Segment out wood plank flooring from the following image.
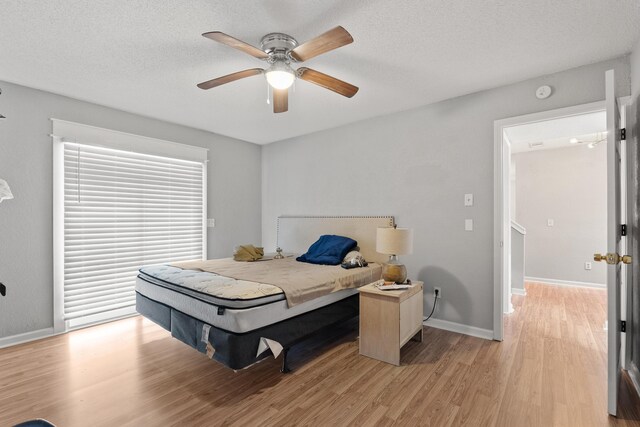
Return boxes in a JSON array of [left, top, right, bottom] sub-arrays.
[[1, 282, 639, 426]]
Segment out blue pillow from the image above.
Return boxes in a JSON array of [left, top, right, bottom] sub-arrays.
[[296, 235, 358, 265]]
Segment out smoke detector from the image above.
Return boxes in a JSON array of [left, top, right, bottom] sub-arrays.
[[535, 85, 552, 99]]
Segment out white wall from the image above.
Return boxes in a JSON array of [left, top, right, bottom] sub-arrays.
[[262, 57, 630, 331], [513, 144, 607, 285], [0, 81, 262, 338]]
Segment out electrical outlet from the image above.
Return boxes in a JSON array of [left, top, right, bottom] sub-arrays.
[[585, 262, 592, 270], [464, 193, 474, 206], [207, 218, 215, 228], [434, 287, 442, 299]]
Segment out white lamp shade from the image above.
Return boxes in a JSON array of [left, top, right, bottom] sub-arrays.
[[376, 227, 413, 255], [0, 179, 13, 203]]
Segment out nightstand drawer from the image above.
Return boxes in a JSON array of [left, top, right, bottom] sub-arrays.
[[400, 291, 423, 346]]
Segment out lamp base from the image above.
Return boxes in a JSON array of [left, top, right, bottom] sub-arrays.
[[381, 255, 407, 284]]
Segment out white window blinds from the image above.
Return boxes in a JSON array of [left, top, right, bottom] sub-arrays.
[[59, 141, 205, 328]]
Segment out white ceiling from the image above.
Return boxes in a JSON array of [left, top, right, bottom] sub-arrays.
[[1, 1, 638, 144], [506, 111, 606, 153]]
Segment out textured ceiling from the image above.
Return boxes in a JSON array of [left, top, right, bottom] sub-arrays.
[[1, 1, 639, 144]]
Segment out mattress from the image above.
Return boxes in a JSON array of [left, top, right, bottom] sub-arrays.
[[137, 261, 380, 334], [135, 276, 358, 334], [138, 265, 285, 309]]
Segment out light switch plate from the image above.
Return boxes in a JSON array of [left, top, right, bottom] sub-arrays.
[[464, 193, 474, 207], [207, 218, 216, 228], [465, 219, 473, 231], [547, 219, 554, 227]]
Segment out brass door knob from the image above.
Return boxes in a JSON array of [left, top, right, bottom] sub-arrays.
[[593, 253, 633, 265], [593, 253, 618, 264]]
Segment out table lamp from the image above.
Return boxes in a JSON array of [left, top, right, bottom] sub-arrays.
[[376, 226, 413, 283]]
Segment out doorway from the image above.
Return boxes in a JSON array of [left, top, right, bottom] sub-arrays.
[[494, 100, 614, 334], [508, 110, 608, 292], [494, 84, 632, 415]]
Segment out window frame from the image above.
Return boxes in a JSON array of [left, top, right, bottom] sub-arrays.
[[52, 119, 208, 333]]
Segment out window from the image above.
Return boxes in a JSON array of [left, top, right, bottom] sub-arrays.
[[53, 120, 207, 331]]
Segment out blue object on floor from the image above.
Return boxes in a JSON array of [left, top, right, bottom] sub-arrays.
[[13, 420, 55, 427]]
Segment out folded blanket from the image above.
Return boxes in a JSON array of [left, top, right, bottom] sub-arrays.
[[233, 244, 264, 262], [296, 235, 357, 266], [172, 257, 382, 307]]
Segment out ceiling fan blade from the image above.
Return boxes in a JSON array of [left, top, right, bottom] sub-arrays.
[[297, 67, 359, 98], [197, 68, 264, 90], [290, 26, 353, 62], [202, 32, 269, 60], [273, 89, 288, 113]]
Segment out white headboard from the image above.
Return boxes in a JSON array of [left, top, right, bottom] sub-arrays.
[[277, 216, 395, 264]]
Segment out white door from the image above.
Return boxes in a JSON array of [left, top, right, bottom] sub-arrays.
[[602, 69, 630, 416]]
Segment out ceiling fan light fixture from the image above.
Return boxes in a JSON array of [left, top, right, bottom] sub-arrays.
[[198, 27, 359, 113], [265, 62, 295, 90]]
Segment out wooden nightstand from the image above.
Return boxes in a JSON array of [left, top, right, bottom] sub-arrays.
[[359, 281, 424, 366]]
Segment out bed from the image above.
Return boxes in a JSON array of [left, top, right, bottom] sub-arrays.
[[135, 215, 394, 371]]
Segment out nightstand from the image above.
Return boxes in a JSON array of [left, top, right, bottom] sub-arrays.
[[359, 281, 424, 366]]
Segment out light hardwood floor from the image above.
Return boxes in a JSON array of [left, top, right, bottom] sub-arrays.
[[1, 282, 639, 426]]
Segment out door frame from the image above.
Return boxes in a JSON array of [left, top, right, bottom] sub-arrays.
[[493, 100, 607, 340]]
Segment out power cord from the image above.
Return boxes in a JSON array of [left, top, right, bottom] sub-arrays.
[[423, 288, 439, 322]]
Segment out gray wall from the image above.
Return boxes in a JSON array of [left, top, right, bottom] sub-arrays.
[[513, 144, 607, 285], [262, 57, 630, 331], [0, 81, 262, 338], [629, 37, 640, 391]]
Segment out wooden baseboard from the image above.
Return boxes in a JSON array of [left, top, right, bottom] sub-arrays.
[[511, 288, 527, 296], [0, 327, 54, 349], [423, 318, 493, 340], [525, 276, 606, 289]]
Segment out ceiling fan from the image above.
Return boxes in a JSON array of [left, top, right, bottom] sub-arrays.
[[197, 26, 359, 113]]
